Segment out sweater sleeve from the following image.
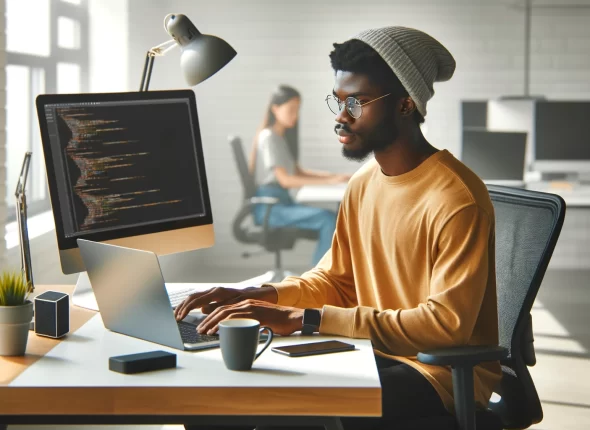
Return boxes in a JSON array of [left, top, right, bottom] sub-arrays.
[[319, 204, 493, 356], [265, 194, 357, 309]]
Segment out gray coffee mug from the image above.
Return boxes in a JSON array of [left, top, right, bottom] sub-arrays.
[[218, 319, 274, 371]]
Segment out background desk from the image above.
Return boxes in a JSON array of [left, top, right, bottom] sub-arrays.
[[296, 184, 347, 204], [296, 182, 590, 207], [0, 285, 381, 428]]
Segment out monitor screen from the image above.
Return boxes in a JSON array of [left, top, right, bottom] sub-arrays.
[[461, 130, 527, 181], [535, 101, 590, 161], [36, 90, 214, 274]]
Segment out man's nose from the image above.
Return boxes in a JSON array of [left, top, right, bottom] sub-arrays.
[[335, 106, 354, 125]]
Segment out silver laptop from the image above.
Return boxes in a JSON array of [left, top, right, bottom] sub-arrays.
[[77, 239, 220, 351]]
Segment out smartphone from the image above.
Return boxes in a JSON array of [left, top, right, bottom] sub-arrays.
[[271, 340, 355, 357]]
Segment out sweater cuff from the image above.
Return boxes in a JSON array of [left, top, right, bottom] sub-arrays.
[[318, 305, 357, 337], [319, 305, 377, 339], [263, 281, 301, 306]]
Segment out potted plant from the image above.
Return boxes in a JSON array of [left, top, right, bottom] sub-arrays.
[[0, 271, 33, 356]]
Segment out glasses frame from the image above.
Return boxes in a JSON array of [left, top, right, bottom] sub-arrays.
[[325, 93, 392, 119]]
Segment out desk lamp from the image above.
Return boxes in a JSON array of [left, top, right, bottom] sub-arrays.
[[139, 13, 237, 91]]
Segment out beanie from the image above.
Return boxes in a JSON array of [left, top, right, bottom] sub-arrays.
[[352, 26, 456, 117]]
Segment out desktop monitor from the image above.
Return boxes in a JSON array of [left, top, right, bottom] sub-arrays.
[[461, 129, 527, 187], [533, 101, 590, 174], [461, 100, 488, 129], [36, 90, 215, 277]]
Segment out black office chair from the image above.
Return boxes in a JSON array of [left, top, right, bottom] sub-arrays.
[[410, 185, 566, 430], [229, 136, 318, 282]]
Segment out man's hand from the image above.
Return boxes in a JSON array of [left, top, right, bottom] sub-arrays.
[[174, 286, 278, 321], [196, 299, 304, 337]]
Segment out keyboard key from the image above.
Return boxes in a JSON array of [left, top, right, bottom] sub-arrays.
[[178, 321, 219, 344]]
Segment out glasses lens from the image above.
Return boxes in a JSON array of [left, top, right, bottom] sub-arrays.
[[346, 98, 362, 118], [326, 95, 341, 115]]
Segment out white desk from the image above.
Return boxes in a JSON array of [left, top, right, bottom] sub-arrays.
[[525, 183, 590, 207], [296, 184, 347, 204], [0, 284, 381, 428], [296, 181, 590, 208]]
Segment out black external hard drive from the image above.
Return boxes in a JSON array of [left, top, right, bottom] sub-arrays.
[[109, 350, 177, 374]]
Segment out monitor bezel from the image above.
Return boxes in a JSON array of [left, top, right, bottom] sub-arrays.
[[36, 89, 214, 253]]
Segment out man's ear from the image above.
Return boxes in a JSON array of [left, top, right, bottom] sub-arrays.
[[399, 98, 416, 117]]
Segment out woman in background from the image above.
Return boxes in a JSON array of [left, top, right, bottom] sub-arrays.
[[248, 85, 349, 266]]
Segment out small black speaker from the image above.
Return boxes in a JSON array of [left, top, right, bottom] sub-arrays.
[[34, 291, 69, 338]]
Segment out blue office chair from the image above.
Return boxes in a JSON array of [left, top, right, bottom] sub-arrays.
[[229, 136, 318, 282]]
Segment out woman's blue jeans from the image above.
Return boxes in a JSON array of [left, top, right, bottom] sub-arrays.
[[253, 185, 337, 266]]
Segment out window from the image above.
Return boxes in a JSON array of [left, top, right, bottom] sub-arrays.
[[5, 0, 89, 220]]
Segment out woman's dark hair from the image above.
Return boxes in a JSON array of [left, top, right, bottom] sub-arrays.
[[249, 85, 301, 173], [329, 39, 425, 124]]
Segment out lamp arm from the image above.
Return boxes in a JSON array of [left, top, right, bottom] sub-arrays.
[[14, 152, 34, 292], [149, 38, 177, 55], [139, 39, 178, 92]]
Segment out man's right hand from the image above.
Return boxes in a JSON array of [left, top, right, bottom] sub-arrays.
[[173, 285, 278, 321]]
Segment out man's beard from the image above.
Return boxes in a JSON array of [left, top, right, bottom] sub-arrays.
[[341, 118, 398, 161]]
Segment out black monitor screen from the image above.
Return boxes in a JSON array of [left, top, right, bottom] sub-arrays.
[[36, 90, 212, 250], [461, 130, 527, 180], [535, 101, 590, 161]]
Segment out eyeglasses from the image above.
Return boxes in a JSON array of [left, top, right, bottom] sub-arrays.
[[325, 93, 392, 119]]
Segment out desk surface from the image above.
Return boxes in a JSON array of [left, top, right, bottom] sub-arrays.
[[0, 285, 381, 418], [296, 184, 347, 204]]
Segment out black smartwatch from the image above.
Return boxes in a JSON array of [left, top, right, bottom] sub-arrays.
[[301, 309, 322, 335]]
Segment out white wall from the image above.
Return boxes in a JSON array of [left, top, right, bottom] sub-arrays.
[[89, 0, 129, 92], [127, 0, 590, 274]]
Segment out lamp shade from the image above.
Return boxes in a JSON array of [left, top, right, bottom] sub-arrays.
[[165, 14, 236, 86]]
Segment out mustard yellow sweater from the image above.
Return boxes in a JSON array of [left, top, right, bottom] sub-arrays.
[[270, 150, 502, 412]]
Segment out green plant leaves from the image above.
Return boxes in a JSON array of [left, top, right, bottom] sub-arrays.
[[0, 271, 31, 306]]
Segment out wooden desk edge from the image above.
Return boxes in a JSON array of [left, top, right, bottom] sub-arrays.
[[0, 386, 381, 417]]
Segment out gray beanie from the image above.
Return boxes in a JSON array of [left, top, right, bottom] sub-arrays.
[[352, 26, 456, 117]]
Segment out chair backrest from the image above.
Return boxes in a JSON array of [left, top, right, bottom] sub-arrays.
[[229, 136, 256, 199], [487, 185, 565, 428]]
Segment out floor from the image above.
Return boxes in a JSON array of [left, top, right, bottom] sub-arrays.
[[4, 232, 590, 430]]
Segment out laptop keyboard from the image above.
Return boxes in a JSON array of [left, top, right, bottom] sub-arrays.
[[177, 320, 219, 344]]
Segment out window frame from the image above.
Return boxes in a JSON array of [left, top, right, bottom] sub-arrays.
[[5, 0, 89, 221]]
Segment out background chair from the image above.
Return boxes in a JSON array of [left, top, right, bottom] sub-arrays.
[[413, 185, 566, 430], [229, 136, 318, 283]]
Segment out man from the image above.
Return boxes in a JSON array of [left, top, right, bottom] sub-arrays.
[[178, 26, 501, 429]]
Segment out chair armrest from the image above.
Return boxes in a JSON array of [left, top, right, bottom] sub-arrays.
[[418, 345, 508, 430], [417, 345, 508, 367]]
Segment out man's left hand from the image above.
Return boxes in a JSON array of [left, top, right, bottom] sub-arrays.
[[196, 299, 304, 336]]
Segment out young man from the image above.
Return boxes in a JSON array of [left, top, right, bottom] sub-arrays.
[[179, 26, 501, 429]]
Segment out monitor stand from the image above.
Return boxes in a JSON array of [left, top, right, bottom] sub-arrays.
[[72, 272, 99, 311]]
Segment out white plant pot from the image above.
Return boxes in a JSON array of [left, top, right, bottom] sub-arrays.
[[0, 300, 34, 356]]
